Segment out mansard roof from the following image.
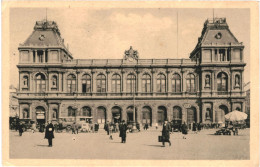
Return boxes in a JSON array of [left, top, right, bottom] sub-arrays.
[[190, 18, 243, 57], [19, 20, 71, 54]]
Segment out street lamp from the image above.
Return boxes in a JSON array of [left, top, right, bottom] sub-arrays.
[[131, 69, 138, 132]]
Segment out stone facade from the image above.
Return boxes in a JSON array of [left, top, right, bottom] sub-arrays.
[[16, 18, 246, 127]]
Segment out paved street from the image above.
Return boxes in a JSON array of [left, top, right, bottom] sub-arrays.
[[9, 128, 249, 160]]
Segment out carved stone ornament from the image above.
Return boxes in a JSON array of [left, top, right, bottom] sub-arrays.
[[124, 46, 139, 61]]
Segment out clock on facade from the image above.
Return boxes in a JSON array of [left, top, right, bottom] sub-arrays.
[[215, 32, 222, 39]]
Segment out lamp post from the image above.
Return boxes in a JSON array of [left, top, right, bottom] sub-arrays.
[[132, 69, 137, 132], [73, 92, 77, 124]]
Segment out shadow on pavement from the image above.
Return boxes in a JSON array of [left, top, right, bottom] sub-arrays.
[[145, 145, 164, 147], [36, 145, 49, 147]]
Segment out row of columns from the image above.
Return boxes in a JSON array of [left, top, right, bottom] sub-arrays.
[[20, 49, 61, 63]]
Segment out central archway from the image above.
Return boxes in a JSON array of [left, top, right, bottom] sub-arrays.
[[187, 107, 197, 126], [142, 106, 152, 126], [112, 106, 122, 123], [126, 106, 137, 124], [216, 105, 229, 123], [97, 106, 107, 124], [157, 106, 167, 125], [35, 106, 46, 124]]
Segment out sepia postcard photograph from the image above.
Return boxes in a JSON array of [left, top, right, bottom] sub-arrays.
[[2, 1, 259, 167]]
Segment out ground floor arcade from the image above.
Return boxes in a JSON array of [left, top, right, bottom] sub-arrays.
[[18, 99, 245, 127]]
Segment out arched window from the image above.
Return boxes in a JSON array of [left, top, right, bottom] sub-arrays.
[[67, 74, 76, 93], [96, 74, 106, 93], [51, 75, 58, 90], [111, 74, 121, 93], [52, 109, 57, 119], [68, 106, 75, 117], [157, 73, 166, 92], [235, 74, 240, 87], [127, 74, 136, 93], [82, 106, 91, 117], [82, 74, 91, 93], [172, 74, 181, 92], [142, 74, 151, 93], [217, 72, 228, 91], [35, 73, 46, 93], [23, 109, 29, 118], [186, 73, 195, 92], [205, 75, 211, 87], [173, 106, 182, 120], [22, 76, 29, 88]]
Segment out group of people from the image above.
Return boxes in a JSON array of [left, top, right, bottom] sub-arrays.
[[104, 120, 128, 143]]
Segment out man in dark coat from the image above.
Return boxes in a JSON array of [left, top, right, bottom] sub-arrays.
[[162, 119, 171, 147], [45, 121, 54, 147], [18, 123, 24, 136], [119, 120, 127, 143], [104, 122, 109, 135], [181, 122, 188, 139]]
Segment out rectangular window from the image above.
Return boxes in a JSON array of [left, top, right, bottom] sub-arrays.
[[86, 80, 91, 92], [191, 79, 195, 92], [82, 83, 86, 93], [176, 80, 181, 92], [186, 80, 190, 92], [116, 80, 120, 93], [147, 80, 151, 92]]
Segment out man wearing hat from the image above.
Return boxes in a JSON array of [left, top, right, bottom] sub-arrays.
[[45, 121, 54, 147], [119, 120, 128, 143], [162, 119, 171, 147]]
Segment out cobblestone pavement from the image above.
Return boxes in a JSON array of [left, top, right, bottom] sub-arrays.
[[9, 128, 249, 160]]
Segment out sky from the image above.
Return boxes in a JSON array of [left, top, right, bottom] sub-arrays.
[[9, 8, 250, 87]]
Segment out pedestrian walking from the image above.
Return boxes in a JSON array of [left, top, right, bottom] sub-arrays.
[[109, 122, 113, 140], [18, 123, 24, 136], [44, 121, 54, 147], [75, 123, 79, 134], [104, 121, 109, 135], [72, 122, 76, 134], [181, 122, 188, 139], [31, 122, 36, 133], [39, 123, 44, 133], [162, 119, 171, 147], [198, 122, 202, 132], [155, 123, 158, 130], [115, 122, 119, 133], [192, 122, 197, 134], [119, 120, 127, 143]]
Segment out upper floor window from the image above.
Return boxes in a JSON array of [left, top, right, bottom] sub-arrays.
[[97, 74, 106, 93], [217, 72, 228, 91], [172, 74, 181, 93], [214, 49, 229, 62], [51, 75, 58, 90], [112, 74, 121, 93], [35, 73, 46, 93], [157, 73, 166, 93], [82, 74, 91, 93], [205, 75, 211, 88], [22, 76, 29, 90], [142, 74, 151, 93], [235, 74, 240, 87], [186, 73, 195, 92], [127, 74, 136, 93], [67, 74, 76, 93]]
